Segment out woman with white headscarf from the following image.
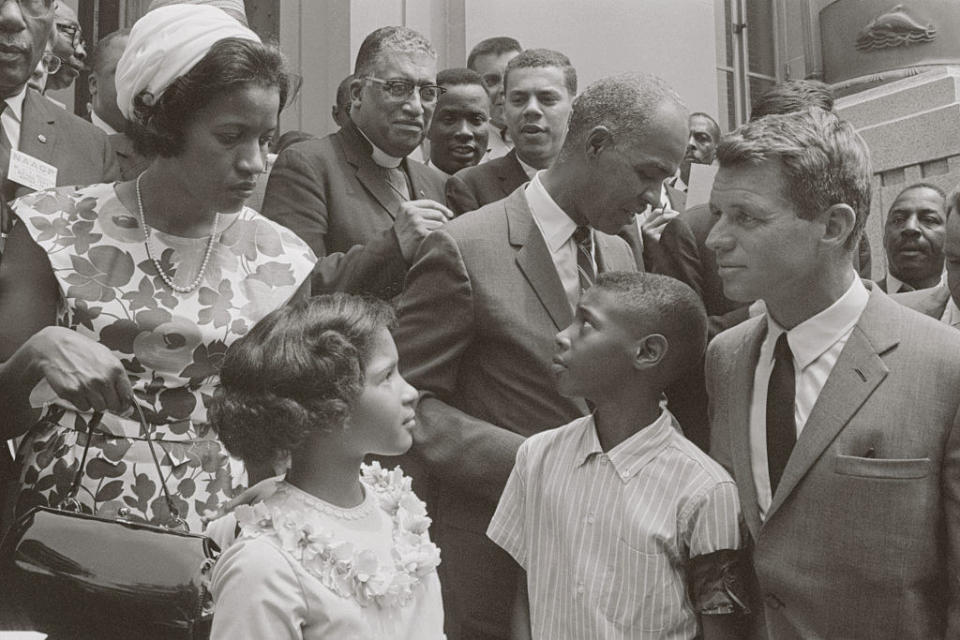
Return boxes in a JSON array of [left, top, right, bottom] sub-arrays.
[[0, 5, 316, 532]]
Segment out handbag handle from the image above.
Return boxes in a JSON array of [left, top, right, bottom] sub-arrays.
[[58, 403, 188, 532]]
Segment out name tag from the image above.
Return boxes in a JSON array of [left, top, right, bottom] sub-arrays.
[[8, 149, 57, 192]]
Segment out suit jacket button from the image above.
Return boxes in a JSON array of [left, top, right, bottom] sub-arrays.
[[764, 592, 784, 609]]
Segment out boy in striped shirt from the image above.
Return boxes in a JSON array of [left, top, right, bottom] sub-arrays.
[[488, 272, 748, 639]]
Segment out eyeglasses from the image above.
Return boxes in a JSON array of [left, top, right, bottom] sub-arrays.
[[364, 76, 446, 103], [56, 22, 84, 49], [5, 0, 53, 18], [41, 52, 61, 74]]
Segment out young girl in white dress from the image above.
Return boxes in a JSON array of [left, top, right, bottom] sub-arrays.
[[207, 294, 444, 639]]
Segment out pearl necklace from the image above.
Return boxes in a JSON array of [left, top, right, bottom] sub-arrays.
[[135, 173, 220, 294]]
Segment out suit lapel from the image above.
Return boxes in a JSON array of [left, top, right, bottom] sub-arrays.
[[339, 122, 402, 220], [729, 319, 766, 538], [498, 150, 528, 198], [508, 190, 572, 331], [595, 231, 636, 273], [764, 289, 897, 521], [404, 158, 433, 200], [15, 91, 58, 197]]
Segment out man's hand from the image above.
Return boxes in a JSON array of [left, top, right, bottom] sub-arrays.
[[394, 199, 454, 262], [640, 205, 680, 243]]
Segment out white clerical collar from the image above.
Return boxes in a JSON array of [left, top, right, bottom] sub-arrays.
[[355, 125, 403, 168], [5, 86, 26, 124], [525, 171, 579, 252], [90, 111, 118, 135], [764, 274, 868, 371], [885, 270, 946, 293]]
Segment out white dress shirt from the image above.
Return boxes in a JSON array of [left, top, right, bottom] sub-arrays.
[[2, 86, 27, 152], [90, 111, 118, 136], [884, 270, 945, 293], [750, 275, 869, 520], [525, 172, 594, 309], [942, 292, 960, 329]]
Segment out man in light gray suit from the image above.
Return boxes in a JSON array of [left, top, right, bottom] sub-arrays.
[[396, 72, 688, 639], [706, 108, 960, 639]]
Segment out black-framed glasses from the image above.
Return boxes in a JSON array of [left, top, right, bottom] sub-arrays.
[[6, 0, 53, 18], [41, 51, 61, 74], [56, 22, 84, 49], [364, 76, 446, 103]]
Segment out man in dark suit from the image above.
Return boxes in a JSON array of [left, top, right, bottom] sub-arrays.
[[261, 26, 451, 299], [395, 72, 689, 640], [877, 183, 947, 293], [707, 108, 960, 639], [446, 48, 574, 216]]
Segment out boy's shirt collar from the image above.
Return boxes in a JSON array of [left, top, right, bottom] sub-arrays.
[[573, 410, 676, 482]]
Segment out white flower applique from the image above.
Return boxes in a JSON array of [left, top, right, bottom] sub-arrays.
[[234, 462, 441, 609]]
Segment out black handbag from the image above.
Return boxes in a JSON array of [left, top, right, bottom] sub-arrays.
[[0, 405, 220, 640]]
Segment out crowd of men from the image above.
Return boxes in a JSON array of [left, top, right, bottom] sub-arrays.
[[1, 1, 959, 639]]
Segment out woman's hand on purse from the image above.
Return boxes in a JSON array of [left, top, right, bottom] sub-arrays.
[[27, 326, 134, 414]]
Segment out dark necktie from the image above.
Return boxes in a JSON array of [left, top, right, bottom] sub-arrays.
[[573, 225, 596, 291], [0, 102, 12, 236], [766, 332, 796, 494], [897, 283, 915, 293]]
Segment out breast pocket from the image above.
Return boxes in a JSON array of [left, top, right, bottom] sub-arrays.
[[834, 454, 930, 479], [599, 538, 685, 632]]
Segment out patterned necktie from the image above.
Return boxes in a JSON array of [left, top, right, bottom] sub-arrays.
[[573, 225, 596, 291], [0, 102, 12, 206], [766, 332, 796, 494]]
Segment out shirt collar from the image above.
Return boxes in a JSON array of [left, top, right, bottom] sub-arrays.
[[516, 155, 539, 179], [941, 290, 960, 328], [90, 111, 118, 135], [5, 86, 26, 124], [765, 274, 869, 371], [573, 410, 676, 481], [355, 124, 403, 168], [525, 171, 579, 252], [886, 270, 946, 293]]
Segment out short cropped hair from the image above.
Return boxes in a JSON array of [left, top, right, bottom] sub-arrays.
[[129, 38, 296, 157], [354, 26, 436, 77], [559, 72, 686, 162], [437, 67, 484, 89], [593, 271, 707, 386], [504, 48, 577, 96], [89, 28, 130, 76], [467, 36, 522, 70], [891, 182, 946, 204], [750, 79, 834, 120], [718, 108, 872, 251], [209, 294, 396, 468], [690, 111, 721, 139]]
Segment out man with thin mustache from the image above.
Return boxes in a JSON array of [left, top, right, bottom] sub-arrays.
[[261, 26, 451, 299], [878, 183, 947, 293]]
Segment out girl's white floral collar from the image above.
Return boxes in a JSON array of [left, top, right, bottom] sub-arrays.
[[234, 462, 441, 609]]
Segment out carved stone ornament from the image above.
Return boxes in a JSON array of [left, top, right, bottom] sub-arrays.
[[855, 4, 937, 51]]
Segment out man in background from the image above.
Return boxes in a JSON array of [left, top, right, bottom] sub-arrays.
[[467, 36, 521, 161], [261, 26, 450, 298], [446, 48, 574, 216], [677, 111, 720, 191], [45, 1, 85, 92], [879, 183, 947, 293], [330, 73, 353, 129], [427, 68, 489, 176]]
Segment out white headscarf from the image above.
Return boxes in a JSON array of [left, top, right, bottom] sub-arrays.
[[115, 4, 260, 121], [146, 0, 248, 26]]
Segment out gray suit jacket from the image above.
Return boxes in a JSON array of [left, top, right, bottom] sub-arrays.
[[13, 90, 119, 198], [445, 148, 527, 216], [395, 186, 636, 638], [708, 285, 960, 639], [261, 119, 447, 298]]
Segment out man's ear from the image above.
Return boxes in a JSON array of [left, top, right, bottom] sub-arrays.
[[585, 126, 614, 160], [821, 203, 857, 249], [349, 77, 364, 111], [87, 72, 97, 97], [633, 333, 668, 370]]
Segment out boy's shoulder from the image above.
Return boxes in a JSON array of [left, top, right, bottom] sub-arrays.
[[662, 420, 736, 487], [520, 415, 595, 466]]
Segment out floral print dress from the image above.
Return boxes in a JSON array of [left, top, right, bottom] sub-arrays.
[[12, 183, 316, 531]]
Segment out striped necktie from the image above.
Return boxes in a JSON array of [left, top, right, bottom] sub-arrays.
[[573, 225, 596, 291]]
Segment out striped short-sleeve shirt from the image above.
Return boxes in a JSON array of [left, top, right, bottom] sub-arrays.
[[487, 410, 742, 639]]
